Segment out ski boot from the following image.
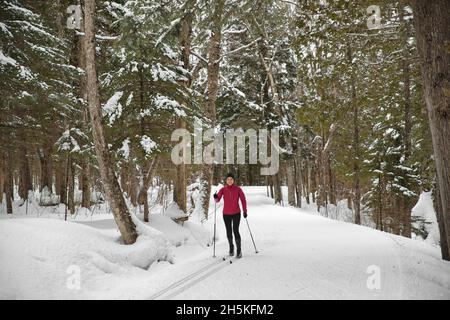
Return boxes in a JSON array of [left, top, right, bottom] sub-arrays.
[[228, 244, 234, 256], [236, 240, 242, 258]]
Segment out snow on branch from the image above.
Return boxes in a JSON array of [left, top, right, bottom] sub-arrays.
[[217, 37, 262, 63], [155, 18, 181, 47], [102, 91, 124, 126]]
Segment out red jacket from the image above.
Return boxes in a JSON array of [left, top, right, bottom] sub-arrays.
[[215, 184, 247, 215]]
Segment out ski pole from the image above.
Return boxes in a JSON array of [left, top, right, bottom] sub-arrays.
[[245, 218, 259, 253], [213, 198, 217, 258]]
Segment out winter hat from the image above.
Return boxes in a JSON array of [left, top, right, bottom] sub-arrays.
[[225, 173, 235, 180]]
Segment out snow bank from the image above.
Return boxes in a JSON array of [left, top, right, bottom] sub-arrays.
[[39, 186, 59, 206], [163, 202, 188, 219], [0, 217, 173, 299], [134, 203, 211, 248]]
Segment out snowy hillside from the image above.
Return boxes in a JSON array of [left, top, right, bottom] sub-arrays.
[[1, 186, 449, 299]]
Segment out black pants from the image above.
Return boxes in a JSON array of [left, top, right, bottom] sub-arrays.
[[223, 213, 241, 250]]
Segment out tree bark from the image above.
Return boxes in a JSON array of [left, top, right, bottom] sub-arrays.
[[55, 159, 63, 198], [287, 160, 295, 206], [38, 143, 53, 192], [60, 157, 68, 205], [411, 0, 450, 258], [83, 0, 138, 244], [273, 172, 282, 204], [129, 162, 139, 207], [315, 138, 324, 211], [434, 180, 450, 260], [77, 1, 91, 209], [399, 2, 413, 238], [347, 44, 361, 225], [174, 118, 187, 212], [323, 125, 336, 210], [287, 135, 296, 206], [80, 157, 90, 208], [67, 157, 75, 214], [201, 0, 225, 219], [4, 152, 13, 214], [0, 154, 4, 204], [18, 142, 32, 201], [139, 156, 159, 222], [173, 8, 192, 214], [294, 155, 303, 208], [306, 159, 311, 204]]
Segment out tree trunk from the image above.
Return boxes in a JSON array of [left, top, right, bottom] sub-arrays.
[[77, 1, 91, 209], [18, 142, 32, 201], [129, 163, 139, 208], [173, 9, 192, 214], [273, 173, 282, 204], [434, 181, 450, 260], [55, 159, 63, 198], [139, 156, 159, 222], [352, 91, 361, 225], [0, 154, 4, 204], [201, 0, 225, 219], [315, 139, 324, 211], [67, 157, 75, 214], [4, 152, 13, 214], [174, 118, 187, 212], [269, 175, 274, 199], [328, 157, 336, 206], [83, 0, 138, 244], [378, 172, 384, 231], [38, 143, 53, 192], [319, 124, 336, 213], [80, 157, 90, 208], [311, 164, 316, 204], [287, 135, 296, 207], [306, 159, 311, 204], [60, 157, 68, 205], [347, 44, 361, 225], [399, 3, 413, 238], [411, 0, 450, 259], [287, 160, 295, 206], [294, 156, 303, 208]]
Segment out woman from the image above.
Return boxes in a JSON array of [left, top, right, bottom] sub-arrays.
[[213, 173, 247, 258]]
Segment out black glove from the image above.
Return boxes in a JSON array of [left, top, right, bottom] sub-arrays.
[[213, 193, 218, 199], [243, 212, 247, 218]]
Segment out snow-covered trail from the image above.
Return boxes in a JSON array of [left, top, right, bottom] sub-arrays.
[[147, 186, 450, 300], [2, 186, 449, 299]]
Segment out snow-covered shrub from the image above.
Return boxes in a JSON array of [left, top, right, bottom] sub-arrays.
[[411, 191, 440, 246]]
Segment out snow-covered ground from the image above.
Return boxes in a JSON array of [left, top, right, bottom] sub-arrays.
[[1, 186, 449, 299]]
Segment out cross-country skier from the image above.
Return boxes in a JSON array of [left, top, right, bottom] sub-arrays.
[[213, 173, 247, 258]]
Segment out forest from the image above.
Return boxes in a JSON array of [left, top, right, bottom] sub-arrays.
[[0, 0, 450, 273]]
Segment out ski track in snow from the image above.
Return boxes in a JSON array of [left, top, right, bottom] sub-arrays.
[[149, 257, 229, 300], [144, 187, 450, 300]]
